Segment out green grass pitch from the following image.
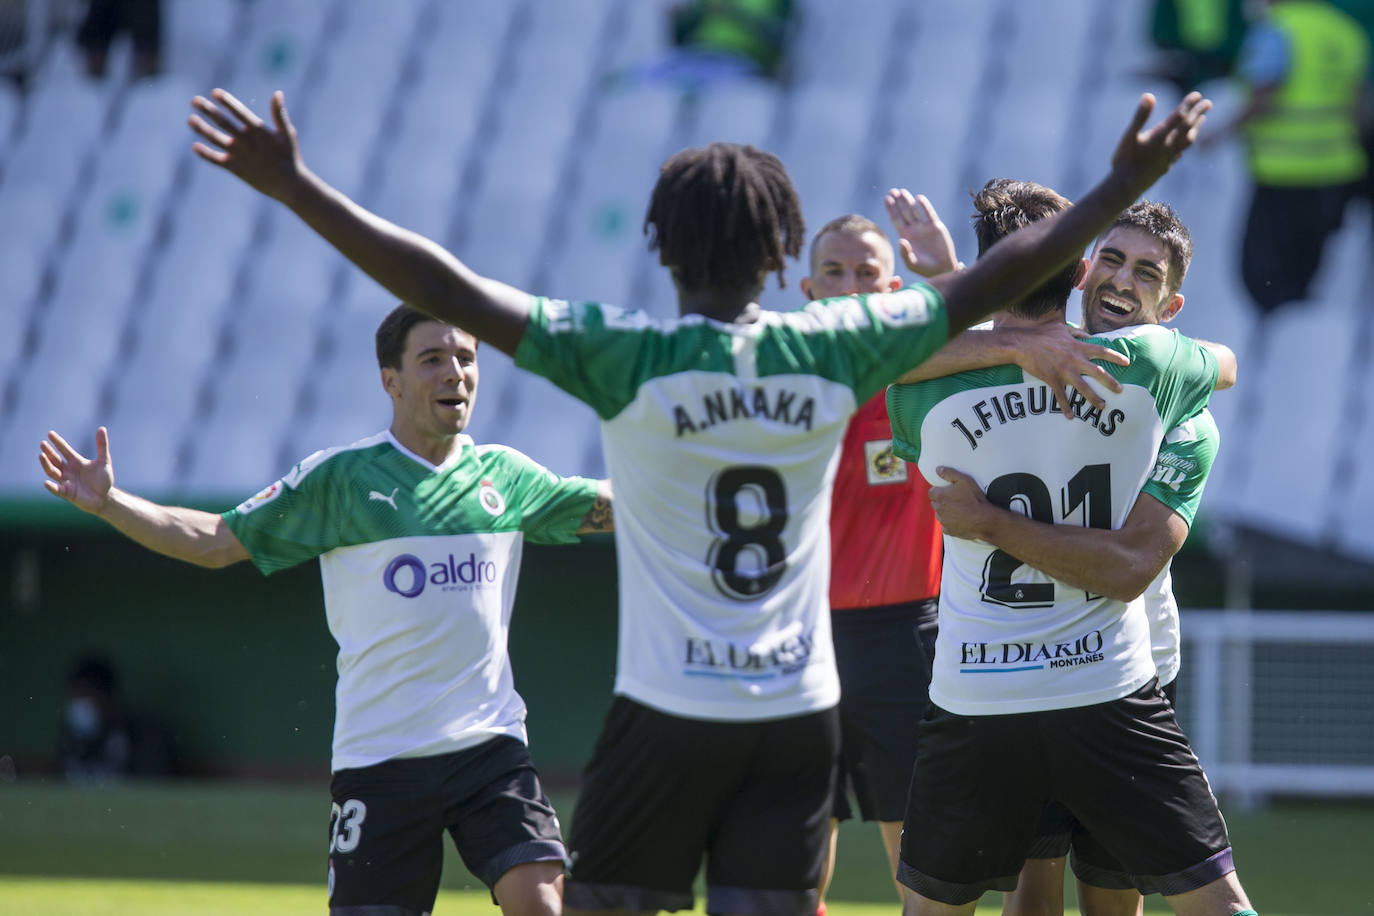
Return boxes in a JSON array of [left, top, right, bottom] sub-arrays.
[[1, 780, 1371, 914]]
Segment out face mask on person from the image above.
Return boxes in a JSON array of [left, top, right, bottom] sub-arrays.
[[65, 697, 101, 736]]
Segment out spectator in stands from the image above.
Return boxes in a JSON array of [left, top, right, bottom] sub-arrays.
[[1149, 0, 1248, 92], [616, 0, 795, 90], [183, 82, 1210, 916], [1205, 0, 1369, 315], [76, 0, 162, 80], [40, 305, 612, 916], [56, 653, 131, 783]]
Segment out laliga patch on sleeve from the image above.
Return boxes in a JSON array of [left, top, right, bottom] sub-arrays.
[[236, 481, 284, 514], [864, 439, 908, 485], [868, 288, 933, 327]]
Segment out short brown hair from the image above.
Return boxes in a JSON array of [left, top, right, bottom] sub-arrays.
[[971, 178, 1075, 319], [375, 304, 474, 370], [807, 214, 892, 272]]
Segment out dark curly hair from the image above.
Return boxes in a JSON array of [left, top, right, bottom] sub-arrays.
[[645, 142, 806, 294]]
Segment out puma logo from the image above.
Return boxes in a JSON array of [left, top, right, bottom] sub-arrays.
[[368, 488, 399, 510]]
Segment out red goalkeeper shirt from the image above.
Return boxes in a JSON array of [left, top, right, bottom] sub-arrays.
[[829, 389, 942, 609]]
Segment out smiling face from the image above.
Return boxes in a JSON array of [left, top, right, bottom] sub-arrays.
[[1080, 226, 1184, 334], [800, 227, 901, 301], [383, 320, 479, 461]]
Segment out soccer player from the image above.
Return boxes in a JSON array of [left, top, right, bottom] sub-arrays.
[[185, 86, 1210, 916], [886, 181, 1256, 916], [930, 201, 1226, 916], [802, 206, 1130, 909], [40, 304, 611, 916]]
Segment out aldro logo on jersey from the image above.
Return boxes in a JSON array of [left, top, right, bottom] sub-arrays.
[[384, 552, 500, 597]]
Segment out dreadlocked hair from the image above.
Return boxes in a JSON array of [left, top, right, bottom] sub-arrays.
[[971, 178, 1075, 319], [644, 142, 805, 292]]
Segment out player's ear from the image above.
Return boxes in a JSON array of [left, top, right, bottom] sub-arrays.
[[1160, 292, 1185, 323], [381, 367, 400, 398], [886, 275, 903, 292], [1073, 259, 1088, 289], [800, 277, 815, 300]]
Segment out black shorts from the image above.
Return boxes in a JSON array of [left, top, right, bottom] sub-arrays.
[[831, 599, 936, 822], [565, 697, 840, 915], [898, 680, 1233, 905], [328, 737, 565, 913], [1026, 676, 1185, 890]]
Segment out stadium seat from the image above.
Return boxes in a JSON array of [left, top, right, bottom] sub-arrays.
[[163, 0, 240, 85], [687, 77, 779, 149], [0, 77, 20, 158], [1, 79, 107, 200]]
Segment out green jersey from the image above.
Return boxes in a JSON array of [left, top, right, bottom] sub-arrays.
[[223, 431, 598, 771], [515, 287, 948, 720], [886, 324, 1217, 715], [1139, 408, 1221, 686]]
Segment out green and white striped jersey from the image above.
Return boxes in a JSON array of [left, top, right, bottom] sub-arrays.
[[515, 286, 948, 720], [886, 324, 1217, 715], [222, 431, 598, 771], [1139, 408, 1220, 687]]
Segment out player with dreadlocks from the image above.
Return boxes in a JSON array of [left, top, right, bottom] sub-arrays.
[[188, 85, 1210, 916]]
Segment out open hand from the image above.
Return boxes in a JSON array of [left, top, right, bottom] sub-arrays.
[[1011, 322, 1130, 419], [188, 89, 304, 203], [40, 428, 114, 515], [885, 188, 959, 278], [1110, 91, 1212, 191]]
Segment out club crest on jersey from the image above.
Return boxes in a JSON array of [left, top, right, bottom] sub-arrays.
[[869, 288, 930, 327], [863, 439, 908, 485], [478, 479, 506, 516], [235, 481, 282, 514]]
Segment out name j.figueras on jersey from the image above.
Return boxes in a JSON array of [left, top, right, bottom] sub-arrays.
[[950, 384, 1126, 450], [959, 629, 1106, 672]]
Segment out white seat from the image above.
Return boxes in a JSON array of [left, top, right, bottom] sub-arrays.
[[0, 78, 21, 156], [688, 78, 779, 148], [164, 0, 240, 84], [226, 0, 332, 103], [789, 0, 888, 90], [3, 79, 106, 197]]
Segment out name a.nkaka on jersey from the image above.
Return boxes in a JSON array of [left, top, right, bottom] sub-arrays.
[[950, 385, 1126, 450], [673, 385, 816, 437]]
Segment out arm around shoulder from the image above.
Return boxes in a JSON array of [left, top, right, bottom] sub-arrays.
[[576, 480, 613, 535]]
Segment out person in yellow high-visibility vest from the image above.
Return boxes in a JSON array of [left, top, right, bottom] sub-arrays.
[[1208, 0, 1370, 314]]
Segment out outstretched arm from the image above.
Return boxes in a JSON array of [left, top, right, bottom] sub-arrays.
[[40, 428, 249, 569], [929, 466, 1188, 602], [187, 90, 531, 356], [927, 92, 1212, 335]]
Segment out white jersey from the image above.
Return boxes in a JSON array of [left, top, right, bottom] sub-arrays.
[[887, 325, 1217, 715], [223, 432, 598, 771], [515, 288, 949, 720]]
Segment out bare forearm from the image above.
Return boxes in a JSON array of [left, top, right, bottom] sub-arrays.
[[280, 168, 530, 354], [964, 507, 1156, 602], [1198, 339, 1236, 390], [97, 489, 248, 568], [895, 328, 1021, 384]]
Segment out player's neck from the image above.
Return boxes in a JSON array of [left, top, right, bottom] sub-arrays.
[[389, 422, 463, 467], [675, 279, 766, 324], [991, 309, 1068, 331]]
